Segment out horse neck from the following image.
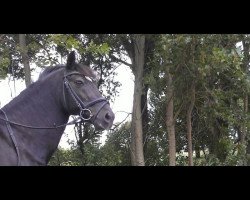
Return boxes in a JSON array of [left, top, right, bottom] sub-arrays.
[[2, 70, 69, 165], [3, 70, 69, 126]]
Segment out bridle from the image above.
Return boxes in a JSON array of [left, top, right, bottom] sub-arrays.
[[0, 71, 109, 165]]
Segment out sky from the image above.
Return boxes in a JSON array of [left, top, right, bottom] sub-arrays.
[[0, 64, 134, 149]]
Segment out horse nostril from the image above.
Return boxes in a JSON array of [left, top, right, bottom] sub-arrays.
[[105, 112, 111, 121]]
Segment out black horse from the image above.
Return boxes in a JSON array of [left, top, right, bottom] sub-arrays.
[[0, 51, 115, 166]]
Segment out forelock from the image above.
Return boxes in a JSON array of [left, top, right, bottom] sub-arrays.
[[78, 65, 100, 82]]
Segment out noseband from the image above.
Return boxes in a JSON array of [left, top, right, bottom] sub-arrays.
[[63, 72, 109, 122]]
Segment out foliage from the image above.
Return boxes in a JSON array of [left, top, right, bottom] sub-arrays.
[[100, 122, 131, 165], [146, 34, 249, 165]]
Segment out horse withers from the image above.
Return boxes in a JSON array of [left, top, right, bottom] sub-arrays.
[[0, 51, 115, 166]]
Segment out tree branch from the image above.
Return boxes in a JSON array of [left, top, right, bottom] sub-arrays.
[[173, 101, 184, 122], [110, 112, 132, 131], [109, 54, 132, 67]]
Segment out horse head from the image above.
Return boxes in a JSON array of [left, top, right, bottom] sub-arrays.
[[63, 51, 115, 130]]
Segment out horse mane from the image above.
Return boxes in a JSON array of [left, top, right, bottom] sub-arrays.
[[38, 64, 99, 82], [38, 65, 64, 80]]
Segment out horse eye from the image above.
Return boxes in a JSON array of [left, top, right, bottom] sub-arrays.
[[74, 80, 84, 85]]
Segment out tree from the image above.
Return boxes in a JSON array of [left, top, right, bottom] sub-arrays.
[[239, 34, 250, 165], [130, 35, 146, 166], [165, 64, 176, 166], [19, 34, 31, 87], [186, 81, 195, 166]]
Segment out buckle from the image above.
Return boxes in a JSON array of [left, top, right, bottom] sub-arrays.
[[80, 109, 93, 121]]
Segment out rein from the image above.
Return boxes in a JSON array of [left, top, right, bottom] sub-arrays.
[[0, 111, 82, 129]]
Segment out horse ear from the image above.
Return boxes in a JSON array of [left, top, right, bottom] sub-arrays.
[[66, 51, 76, 70]]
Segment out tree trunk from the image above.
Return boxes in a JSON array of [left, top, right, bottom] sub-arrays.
[[130, 35, 145, 166], [242, 36, 250, 165], [165, 65, 176, 166], [141, 85, 149, 142], [242, 37, 249, 144], [187, 81, 195, 166], [247, 142, 250, 165], [19, 34, 31, 87], [141, 85, 149, 162], [195, 145, 201, 158], [247, 95, 250, 165], [242, 96, 248, 143]]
